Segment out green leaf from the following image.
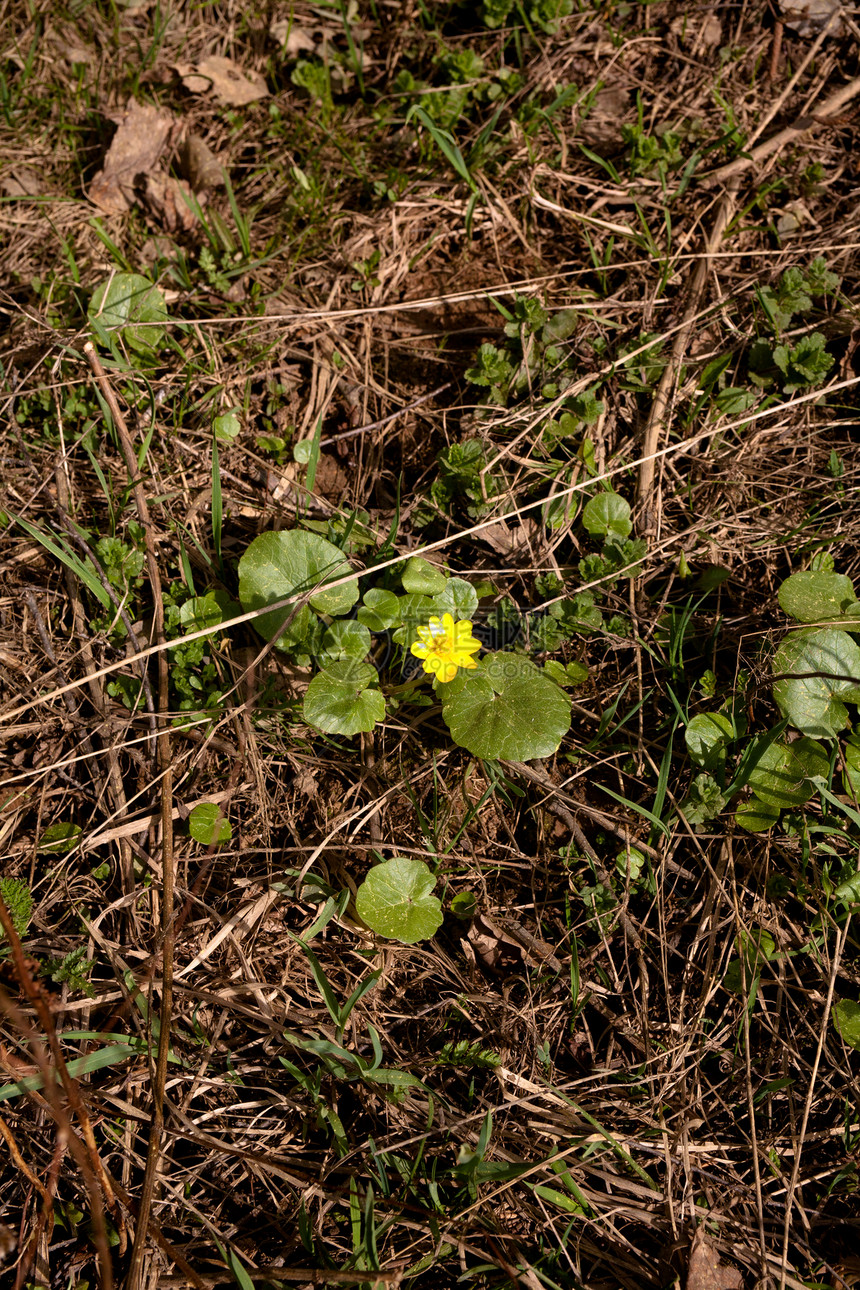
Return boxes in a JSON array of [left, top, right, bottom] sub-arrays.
[[213, 409, 242, 441], [355, 857, 444, 944], [188, 803, 232, 846], [439, 652, 570, 760], [401, 557, 448, 595], [773, 628, 860, 737], [543, 659, 589, 687], [38, 822, 82, 854], [581, 493, 632, 540], [432, 576, 478, 621], [88, 273, 168, 357], [833, 999, 860, 1052], [778, 571, 857, 623], [772, 333, 834, 393], [735, 797, 780, 833], [238, 530, 357, 649], [303, 660, 384, 737], [322, 619, 372, 660], [746, 741, 818, 810], [0, 878, 33, 941], [357, 588, 401, 631], [685, 712, 735, 771]]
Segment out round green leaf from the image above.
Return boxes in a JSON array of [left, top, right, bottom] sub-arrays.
[[450, 891, 477, 920], [88, 273, 168, 356], [778, 571, 857, 623], [188, 803, 232, 846], [735, 797, 780, 833], [38, 822, 82, 854], [238, 530, 357, 648], [432, 577, 478, 621], [773, 628, 860, 737], [303, 659, 384, 736], [581, 493, 632, 540], [355, 857, 443, 944], [322, 619, 372, 660], [357, 588, 401, 631], [832, 999, 860, 1052], [213, 409, 242, 441], [401, 557, 447, 595], [685, 712, 735, 770], [747, 741, 817, 810], [439, 652, 570, 760]]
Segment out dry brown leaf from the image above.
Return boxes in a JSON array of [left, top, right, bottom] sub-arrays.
[[686, 1233, 743, 1290], [177, 56, 268, 106], [479, 516, 541, 558], [270, 19, 317, 56], [778, 0, 844, 36], [88, 100, 175, 215], [138, 172, 197, 234], [179, 134, 224, 192]]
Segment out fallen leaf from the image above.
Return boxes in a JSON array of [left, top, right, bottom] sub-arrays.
[[88, 100, 175, 215], [687, 1233, 743, 1290], [778, 0, 844, 36], [270, 19, 317, 56], [1, 168, 43, 197], [177, 56, 268, 106], [479, 517, 542, 558], [138, 172, 197, 234], [179, 134, 224, 192]]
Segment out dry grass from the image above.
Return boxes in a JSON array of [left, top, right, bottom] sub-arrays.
[[2, 1, 860, 1288]]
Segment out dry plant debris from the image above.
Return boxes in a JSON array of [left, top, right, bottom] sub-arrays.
[[1, 1, 860, 1289]]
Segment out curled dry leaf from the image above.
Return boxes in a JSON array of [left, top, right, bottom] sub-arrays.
[[139, 172, 197, 234], [270, 18, 317, 56], [686, 1233, 744, 1290], [88, 100, 175, 215], [176, 55, 268, 106], [479, 516, 542, 559], [179, 134, 224, 192]]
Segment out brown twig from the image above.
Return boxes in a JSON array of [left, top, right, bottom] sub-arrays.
[[83, 341, 175, 1290]]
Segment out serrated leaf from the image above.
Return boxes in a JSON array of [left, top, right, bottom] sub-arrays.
[[439, 651, 570, 760], [88, 273, 168, 357], [832, 999, 860, 1051], [581, 492, 632, 540], [355, 857, 443, 944], [685, 712, 735, 771], [188, 803, 232, 845], [303, 660, 384, 736], [432, 576, 478, 621], [401, 557, 448, 595], [773, 628, 860, 737], [238, 530, 357, 649], [778, 571, 857, 623]]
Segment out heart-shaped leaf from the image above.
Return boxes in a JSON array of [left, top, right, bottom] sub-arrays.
[[778, 571, 857, 623], [189, 803, 232, 845], [685, 712, 735, 771], [355, 857, 443, 944], [581, 493, 632, 540], [238, 530, 357, 649], [432, 577, 478, 621], [88, 273, 168, 357], [439, 652, 570, 760], [303, 660, 384, 736], [773, 628, 860, 737]]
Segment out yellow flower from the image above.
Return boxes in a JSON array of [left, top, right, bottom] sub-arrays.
[[410, 613, 481, 683]]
